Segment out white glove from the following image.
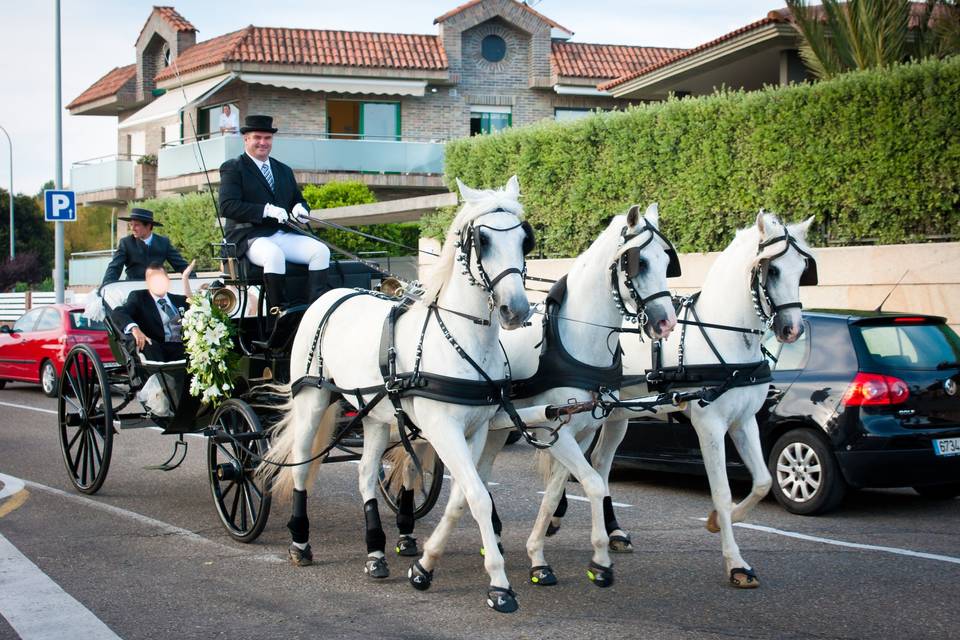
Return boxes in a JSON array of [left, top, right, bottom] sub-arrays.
[[292, 203, 311, 224], [263, 203, 289, 224]]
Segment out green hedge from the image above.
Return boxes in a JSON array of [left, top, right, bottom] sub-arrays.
[[136, 192, 221, 270], [437, 56, 960, 254]]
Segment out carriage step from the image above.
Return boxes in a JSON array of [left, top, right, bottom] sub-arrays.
[[144, 436, 188, 471]]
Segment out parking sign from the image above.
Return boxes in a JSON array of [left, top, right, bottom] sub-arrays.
[[44, 189, 77, 222]]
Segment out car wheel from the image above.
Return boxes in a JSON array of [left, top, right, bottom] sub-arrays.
[[912, 483, 960, 500], [40, 360, 59, 397], [768, 429, 846, 515], [0, 380, 6, 390]]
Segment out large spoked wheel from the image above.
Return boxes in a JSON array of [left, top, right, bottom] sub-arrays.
[[378, 440, 444, 520], [58, 345, 114, 494], [207, 398, 271, 543]]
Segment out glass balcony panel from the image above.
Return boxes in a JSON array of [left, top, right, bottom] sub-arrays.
[[70, 158, 135, 194]]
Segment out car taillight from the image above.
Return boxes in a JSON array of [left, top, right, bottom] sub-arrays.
[[842, 372, 910, 406]]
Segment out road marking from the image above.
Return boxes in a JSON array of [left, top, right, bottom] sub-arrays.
[[0, 400, 56, 415], [0, 473, 281, 564], [0, 474, 25, 501], [695, 518, 960, 565], [0, 532, 123, 639], [0, 490, 29, 518], [539, 491, 632, 508]]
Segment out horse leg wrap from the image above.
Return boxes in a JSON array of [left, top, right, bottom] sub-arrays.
[[603, 496, 621, 535], [287, 489, 310, 544], [396, 488, 415, 535], [553, 491, 568, 518], [364, 499, 386, 554], [490, 492, 503, 537]]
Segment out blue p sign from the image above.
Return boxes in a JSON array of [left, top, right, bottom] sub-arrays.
[[44, 189, 77, 222]]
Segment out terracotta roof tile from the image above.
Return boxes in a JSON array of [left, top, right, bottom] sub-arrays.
[[66, 64, 137, 110], [154, 6, 196, 32], [435, 0, 573, 34], [154, 27, 250, 81], [552, 42, 686, 80]]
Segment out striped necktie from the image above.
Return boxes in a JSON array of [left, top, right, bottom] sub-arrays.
[[260, 161, 275, 191]]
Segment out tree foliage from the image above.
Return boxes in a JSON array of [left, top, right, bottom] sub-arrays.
[[436, 56, 960, 255], [134, 192, 221, 270], [0, 188, 55, 272]]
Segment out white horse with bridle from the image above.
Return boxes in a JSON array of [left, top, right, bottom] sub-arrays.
[[257, 177, 534, 613], [549, 211, 817, 588], [383, 203, 680, 591]]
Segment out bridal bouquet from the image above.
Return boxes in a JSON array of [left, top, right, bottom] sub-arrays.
[[181, 292, 238, 407]]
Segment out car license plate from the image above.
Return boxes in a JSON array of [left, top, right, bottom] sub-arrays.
[[933, 437, 960, 457]]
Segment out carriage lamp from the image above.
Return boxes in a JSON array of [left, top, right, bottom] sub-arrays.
[[211, 286, 239, 315]]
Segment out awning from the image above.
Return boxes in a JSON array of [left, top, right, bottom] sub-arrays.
[[239, 73, 426, 97], [119, 74, 233, 130]]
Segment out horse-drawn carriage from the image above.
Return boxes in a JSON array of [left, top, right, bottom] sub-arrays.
[[56, 250, 444, 543]]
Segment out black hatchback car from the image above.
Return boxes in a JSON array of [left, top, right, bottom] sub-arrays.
[[614, 310, 960, 515]]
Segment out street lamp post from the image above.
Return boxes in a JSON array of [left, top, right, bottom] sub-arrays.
[[0, 125, 12, 259]]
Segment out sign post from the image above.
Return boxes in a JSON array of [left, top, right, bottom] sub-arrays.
[[53, 0, 64, 302]]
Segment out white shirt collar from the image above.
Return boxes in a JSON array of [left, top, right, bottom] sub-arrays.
[[245, 152, 270, 170], [140, 233, 153, 246]]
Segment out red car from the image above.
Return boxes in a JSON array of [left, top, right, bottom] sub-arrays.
[[0, 304, 114, 397]]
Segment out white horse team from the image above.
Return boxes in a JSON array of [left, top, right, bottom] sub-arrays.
[[258, 177, 818, 613]]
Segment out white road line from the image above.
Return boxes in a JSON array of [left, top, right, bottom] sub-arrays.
[[0, 401, 56, 415], [0, 473, 281, 564], [539, 491, 632, 508], [0, 532, 123, 640], [695, 517, 960, 565], [0, 474, 24, 501]]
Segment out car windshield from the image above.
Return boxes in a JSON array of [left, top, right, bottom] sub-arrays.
[[855, 322, 960, 370], [69, 312, 106, 331]]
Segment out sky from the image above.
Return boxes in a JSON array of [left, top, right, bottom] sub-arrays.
[[0, 0, 777, 195]]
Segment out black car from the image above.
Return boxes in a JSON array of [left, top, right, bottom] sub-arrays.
[[614, 310, 960, 515]]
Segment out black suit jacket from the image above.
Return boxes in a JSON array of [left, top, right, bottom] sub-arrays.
[[111, 290, 189, 346], [218, 153, 309, 257], [102, 234, 191, 285]]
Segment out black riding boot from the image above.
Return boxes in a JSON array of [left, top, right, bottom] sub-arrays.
[[263, 273, 287, 313], [308, 268, 330, 303]]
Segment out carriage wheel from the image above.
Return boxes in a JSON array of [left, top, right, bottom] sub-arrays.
[[378, 441, 444, 520], [207, 399, 272, 543], [57, 345, 114, 494]]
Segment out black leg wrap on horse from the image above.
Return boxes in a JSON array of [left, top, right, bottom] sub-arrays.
[[408, 560, 433, 591], [587, 560, 615, 588], [553, 491, 568, 518], [287, 489, 309, 544], [396, 488, 415, 535], [486, 586, 519, 613], [364, 499, 386, 554], [490, 492, 503, 537], [603, 496, 620, 535]]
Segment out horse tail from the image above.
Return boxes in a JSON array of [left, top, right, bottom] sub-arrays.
[[257, 385, 337, 503], [381, 440, 434, 496]]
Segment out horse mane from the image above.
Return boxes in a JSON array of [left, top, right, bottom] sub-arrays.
[[420, 187, 525, 305]]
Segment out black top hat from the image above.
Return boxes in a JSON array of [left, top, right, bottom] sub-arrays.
[[117, 208, 162, 227], [240, 114, 278, 134]]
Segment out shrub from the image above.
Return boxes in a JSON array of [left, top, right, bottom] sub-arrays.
[[439, 56, 960, 254], [0, 253, 44, 292]]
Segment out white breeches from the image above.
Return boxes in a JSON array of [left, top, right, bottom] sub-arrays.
[[247, 231, 330, 274]]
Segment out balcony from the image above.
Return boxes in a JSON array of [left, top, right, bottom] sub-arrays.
[[156, 134, 446, 193], [69, 155, 137, 205]]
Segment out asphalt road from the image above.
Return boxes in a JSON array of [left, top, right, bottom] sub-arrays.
[[1, 382, 958, 640]]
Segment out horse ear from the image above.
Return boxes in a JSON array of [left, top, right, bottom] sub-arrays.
[[456, 178, 483, 203], [504, 175, 520, 200], [793, 215, 815, 239], [756, 210, 767, 240], [644, 202, 659, 228], [626, 204, 641, 229]]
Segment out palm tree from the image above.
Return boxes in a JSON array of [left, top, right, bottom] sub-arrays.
[[785, 0, 960, 79]]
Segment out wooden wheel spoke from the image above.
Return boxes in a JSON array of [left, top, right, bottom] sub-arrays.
[[245, 476, 264, 500], [241, 480, 258, 524], [70, 430, 86, 475], [88, 429, 103, 468], [66, 425, 84, 451], [78, 433, 90, 484], [228, 479, 242, 524], [86, 431, 98, 481], [238, 483, 249, 530]]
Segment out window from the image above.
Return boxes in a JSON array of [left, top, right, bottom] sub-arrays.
[[481, 35, 507, 62], [162, 45, 171, 67], [856, 323, 960, 370], [470, 106, 511, 136], [34, 309, 62, 332], [13, 309, 42, 333], [327, 101, 399, 141], [70, 312, 106, 331], [555, 108, 594, 122]]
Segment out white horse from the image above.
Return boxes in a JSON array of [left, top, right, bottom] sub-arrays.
[[552, 211, 816, 588], [387, 203, 679, 589], [258, 177, 533, 613]]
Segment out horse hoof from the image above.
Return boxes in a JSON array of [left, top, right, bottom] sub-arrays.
[[705, 510, 720, 533], [480, 542, 505, 557], [546, 521, 561, 537], [396, 535, 419, 557], [608, 534, 634, 554], [407, 560, 434, 591], [486, 587, 519, 613], [729, 567, 760, 589], [529, 565, 558, 586], [287, 543, 313, 567], [364, 556, 389, 579], [587, 561, 614, 588]]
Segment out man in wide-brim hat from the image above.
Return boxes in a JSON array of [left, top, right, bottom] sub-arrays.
[[218, 114, 332, 312], [101, 207, 194, 285]]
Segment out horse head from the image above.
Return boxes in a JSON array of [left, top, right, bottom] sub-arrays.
[[752, 211, 816, 343]]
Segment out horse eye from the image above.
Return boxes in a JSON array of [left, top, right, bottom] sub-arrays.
[[635, 259, 647, 273], [767, 265, 780, 278], [477, 232, 489, 249]]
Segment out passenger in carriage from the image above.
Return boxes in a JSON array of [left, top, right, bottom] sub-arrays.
[[218, 114, 332, 313], [101, 208, 195, 285], [111, 262, 194, 363]]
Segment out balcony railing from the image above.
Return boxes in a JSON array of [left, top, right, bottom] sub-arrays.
[[157, 134, 445, 180], [70, 155, 136, 194]]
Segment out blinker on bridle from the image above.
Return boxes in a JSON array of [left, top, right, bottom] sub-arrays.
[[752, 227, 818, 326], [455, 211, 535, 300], [610, 218, 681, 328]]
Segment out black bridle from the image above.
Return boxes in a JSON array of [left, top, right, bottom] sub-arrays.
[[751, 228, 818, 327], [455, 213, 534, 306], [609, 218, 681, 331]]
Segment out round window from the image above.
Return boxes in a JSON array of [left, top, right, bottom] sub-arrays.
[[481, 35, 507, 63]]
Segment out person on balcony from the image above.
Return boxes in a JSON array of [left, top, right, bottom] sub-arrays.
[[101, 208, 193, 286], [218, 114, 331, 313], [218, 104, 239, 135]]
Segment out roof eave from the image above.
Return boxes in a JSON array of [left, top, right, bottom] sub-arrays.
[[67, 94, 141, 116]]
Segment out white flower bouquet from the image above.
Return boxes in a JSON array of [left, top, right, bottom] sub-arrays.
[[181, 292, 238, 407]]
